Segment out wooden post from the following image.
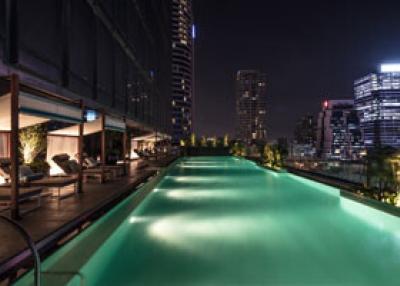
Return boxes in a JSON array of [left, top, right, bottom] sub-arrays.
[[100, 112, 106, 183], [77, 100, 84, 193], [155, 129, 158, 161], [10, 74, 20, 220], [123, 118, 127, 176]]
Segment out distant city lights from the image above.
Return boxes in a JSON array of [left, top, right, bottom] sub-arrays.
[[192, 24, 196, 39], [380, 64, 400, 73]]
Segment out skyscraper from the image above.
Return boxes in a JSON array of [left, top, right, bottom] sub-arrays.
[[294, 115, 316, 145], [235, 70, 267, 143], [171, 0, 194, 144], [354, 64, 400, 149], [316, 100, 364, 160]]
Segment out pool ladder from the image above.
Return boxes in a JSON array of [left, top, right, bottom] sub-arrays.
[[1, 216, 86, 286], [0, 215, 41, 286]]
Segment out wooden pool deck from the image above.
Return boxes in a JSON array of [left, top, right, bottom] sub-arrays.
[[0, 157, 176, 282]]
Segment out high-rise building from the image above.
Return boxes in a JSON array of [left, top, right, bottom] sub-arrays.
[[317, 100, 364, 160], [290, 115, 317, 160], [171, 0, 194, 143], [0, 0, 172, 134], [354, 64, 400, 148], [294, 115, 316, 145], [235, 70, 267, 143]]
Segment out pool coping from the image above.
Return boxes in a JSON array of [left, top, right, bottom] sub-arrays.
[[340, 189, 400, 218], [286, 167, 400, 218], [8, 158, 181, 284], [0, 171, 159, 283]]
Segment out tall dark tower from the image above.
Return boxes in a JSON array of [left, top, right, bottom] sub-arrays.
[[171, 0, 194, 144], [235, 70, 267, 143]]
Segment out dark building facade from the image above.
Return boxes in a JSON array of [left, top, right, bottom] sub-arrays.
[[0, 0, 172, 134], [317, 100, 364, 160], [171, 0, 194, 143], [235, 70, 267, 143], [354, 65, 400, 149], [294, 115, 316, 145]]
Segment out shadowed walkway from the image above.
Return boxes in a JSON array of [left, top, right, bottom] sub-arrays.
[[0, 159, 169, 281]]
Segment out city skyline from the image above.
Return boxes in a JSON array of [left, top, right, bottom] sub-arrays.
[[1, 2, 400, 285], [193, 0, 400, 140]]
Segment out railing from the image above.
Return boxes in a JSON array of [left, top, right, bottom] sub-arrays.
[[0, 215, 41, 286]]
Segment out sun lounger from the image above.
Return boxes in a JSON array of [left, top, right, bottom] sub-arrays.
[[0, 186, 42, 213], [0, 158, 11, 183], [28, 175, 78, 199], [1, 160, 46, 183], [1, 159, 78, 199], [84, 157, 125, 177], [53, 154, 113, 183]]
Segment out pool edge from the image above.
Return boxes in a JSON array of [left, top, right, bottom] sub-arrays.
[[4, 159, 182, 285], [286, 167, 400, 218]]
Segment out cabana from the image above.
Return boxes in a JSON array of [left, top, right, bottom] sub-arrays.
[[131, 132, 171, 160], [47, 113, 128, 181], [0, 75, 84, 219]]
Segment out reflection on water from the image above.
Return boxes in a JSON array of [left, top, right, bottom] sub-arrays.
[[18, 156, 400, 286]]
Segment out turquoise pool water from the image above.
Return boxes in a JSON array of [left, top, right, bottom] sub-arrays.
[[17, 157, 400, 285]]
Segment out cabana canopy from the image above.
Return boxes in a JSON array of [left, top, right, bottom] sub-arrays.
[[0, 92, 82, 131], [0, 75, 84, 219], [48, 116, 126, 136], [126, 118, 153, 132], [49, 119, 102, 137], [47, 115, 126, 175], [132, 132, 171, 143], [105, 116, 126, 133]]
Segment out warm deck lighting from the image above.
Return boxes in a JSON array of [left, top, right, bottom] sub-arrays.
[[130, 150, 139, 160]]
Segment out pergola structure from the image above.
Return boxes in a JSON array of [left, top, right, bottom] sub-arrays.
[[131, 132, 170, 149], [0, 74, 84, 219], [0, 74, 168, 219], [48, 113, 128, 179], [130, 132, 171, 160]]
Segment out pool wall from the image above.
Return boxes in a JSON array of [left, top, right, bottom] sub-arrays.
[[285, 165, 400, 218]]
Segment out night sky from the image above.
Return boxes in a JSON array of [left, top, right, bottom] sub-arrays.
[[193, 0, 400, 140]]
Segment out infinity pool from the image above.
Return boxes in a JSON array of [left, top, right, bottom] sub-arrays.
[[17, 157, 400, 285]]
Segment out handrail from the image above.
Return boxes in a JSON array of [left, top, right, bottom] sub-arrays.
[[0, 215, 41, 286]]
